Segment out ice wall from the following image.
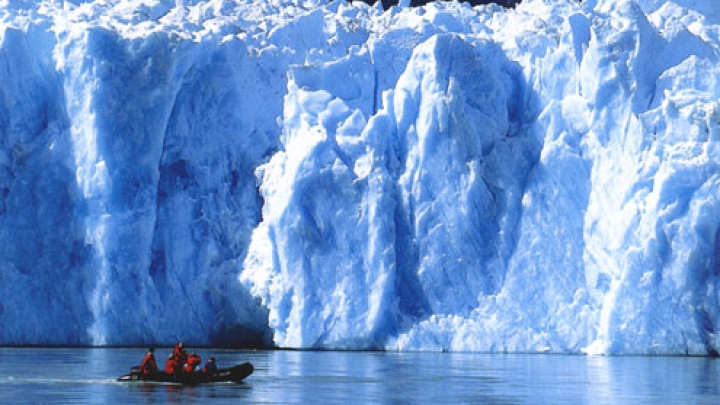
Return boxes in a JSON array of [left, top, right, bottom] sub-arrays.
[[1, 0, 720, 354], [243, 0, 720, 354], [0, 0, 294, 346]]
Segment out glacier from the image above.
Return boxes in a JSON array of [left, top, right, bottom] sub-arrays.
[[1, 0, 720, 355]]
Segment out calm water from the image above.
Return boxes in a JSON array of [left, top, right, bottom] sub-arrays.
[[0, 348, 718, 404]]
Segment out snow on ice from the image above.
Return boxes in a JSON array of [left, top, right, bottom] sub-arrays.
[[1, 0, 720, 355]]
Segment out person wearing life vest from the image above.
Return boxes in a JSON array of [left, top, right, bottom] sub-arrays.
[[185, 352, 202, 373], [139, 348, 158, 375], [202, 357, 218, 376], [172, 342, 187, 365], [165, 353, 182, 374], [165, 342, 187, 374]]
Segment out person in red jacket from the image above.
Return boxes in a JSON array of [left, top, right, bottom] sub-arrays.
[[165, 353, 181, 374], [165, 342, 187, 375], [139, 348, 158, 375], [185, 352, 202, 373], [172, 342, 187, 365]]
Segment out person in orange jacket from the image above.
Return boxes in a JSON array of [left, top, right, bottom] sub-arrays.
[[139, 348, 158, 375], [185, 352, 202, 373]]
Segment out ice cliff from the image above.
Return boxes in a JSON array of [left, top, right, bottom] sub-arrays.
[[1, 0, 720, 355]]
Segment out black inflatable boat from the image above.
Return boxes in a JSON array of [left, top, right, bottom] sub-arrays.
[[117, 362, 254, 385]]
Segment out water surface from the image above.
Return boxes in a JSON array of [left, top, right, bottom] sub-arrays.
[[0, 348, 718, 404]]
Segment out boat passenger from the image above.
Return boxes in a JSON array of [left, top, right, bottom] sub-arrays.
[[165, 342, 187, 374], [172, 342, 187, 365], [165, 353, 182, 374], [185, 352, 202, 373], [203, 357, 218, 376], [139, 348, 158, 375]]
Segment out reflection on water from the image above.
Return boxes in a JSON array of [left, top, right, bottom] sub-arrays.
[[0, 348, 718, 404], [249, 351, 521, 404], [583, 355, 720, 404]]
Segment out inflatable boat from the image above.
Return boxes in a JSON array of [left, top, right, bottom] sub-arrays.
[[117, 362, 253, 385]]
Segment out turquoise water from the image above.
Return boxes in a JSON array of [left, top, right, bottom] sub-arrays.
[[0, 348, 718, 404]]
